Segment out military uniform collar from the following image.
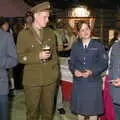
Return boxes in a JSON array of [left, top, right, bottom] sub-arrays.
[[26, 25, 44, 45], [78, 38, 94, 48], [32, 25, 43, 36]]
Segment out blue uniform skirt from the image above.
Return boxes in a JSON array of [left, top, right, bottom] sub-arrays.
[[71, 78, 103, 115]]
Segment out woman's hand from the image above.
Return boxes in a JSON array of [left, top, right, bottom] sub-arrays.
[[82, 70, 92, 78], [74, 70, 83, 77], [74, 70, 92, 78]]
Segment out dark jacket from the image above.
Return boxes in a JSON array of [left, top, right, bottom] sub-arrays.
[[0, 29, 18, 94], [108, 40, 120, 105]]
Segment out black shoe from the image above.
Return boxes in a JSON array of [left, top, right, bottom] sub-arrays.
[[57, 108, 66, 114], [8, 89, 15, 98]]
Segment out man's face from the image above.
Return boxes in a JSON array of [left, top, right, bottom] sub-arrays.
[[34, 11, 49, 28]]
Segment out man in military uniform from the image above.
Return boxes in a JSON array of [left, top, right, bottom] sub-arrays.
[[16, 2, 59, 120]]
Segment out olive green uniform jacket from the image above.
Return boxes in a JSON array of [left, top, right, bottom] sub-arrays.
[[16, 25, 59, 86]]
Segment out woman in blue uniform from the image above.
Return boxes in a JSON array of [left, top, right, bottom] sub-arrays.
[[69, 20, 108, 120]]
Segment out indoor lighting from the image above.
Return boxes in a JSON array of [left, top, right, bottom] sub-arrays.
[[72, 6, 90, 17]]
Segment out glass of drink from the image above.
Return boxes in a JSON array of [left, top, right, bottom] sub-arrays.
[[43, 44, 51, 53], [42, 44, 51, 63]]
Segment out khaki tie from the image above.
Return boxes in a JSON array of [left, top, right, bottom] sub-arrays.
[[39, 29, 43, 41]]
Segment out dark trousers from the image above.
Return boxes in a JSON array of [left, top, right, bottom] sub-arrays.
[[24, 83, 56, 120], [0, 95, 8, 120], [114, 104, 120, 120]]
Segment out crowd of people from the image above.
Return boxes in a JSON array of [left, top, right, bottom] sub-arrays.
[[0, 1, 120, 120]]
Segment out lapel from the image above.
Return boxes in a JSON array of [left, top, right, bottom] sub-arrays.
[[29, 26, 52, 48], [29, 25, 43, 45], [87, 39, 93, 48], [42, 29, 52, 46]]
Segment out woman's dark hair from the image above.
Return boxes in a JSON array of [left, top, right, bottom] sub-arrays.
[[24, 10, 34, 23], [76, 20, 90, 32], [0, 18, 8, 27]]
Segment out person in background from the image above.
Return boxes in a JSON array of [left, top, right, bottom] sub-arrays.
[[55, 19, 76, 57], [24, 10, 34, 28], [69, 20, 108, 120], [0, 20, 9, 32], [47, 23, 64, 52], [56, 85, 66, 115], [108, 30, 120, 120], [0, 18, 18, 120], [0, 18, 16, 97], [47, 23, 66, 115], [0, 18, 14, 35], [16, 2, 59, 120], [109, 31, 118, 49]]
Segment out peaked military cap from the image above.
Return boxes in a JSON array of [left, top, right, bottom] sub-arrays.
[[31, 2, 51, 14]]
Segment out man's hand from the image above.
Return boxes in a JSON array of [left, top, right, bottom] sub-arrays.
[[39, 51, 51, 60], [112, 78, 120, 87]]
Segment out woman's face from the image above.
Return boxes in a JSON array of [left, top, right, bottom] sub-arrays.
[[26, 16, 33, 24], [2, 22, 9, 32], [78, 23, 91, 40]]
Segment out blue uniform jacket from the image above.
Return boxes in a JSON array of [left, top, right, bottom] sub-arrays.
[[108, 40, 120, 105], [69, 39, 108, 78], [0, 29, 18, 95]]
